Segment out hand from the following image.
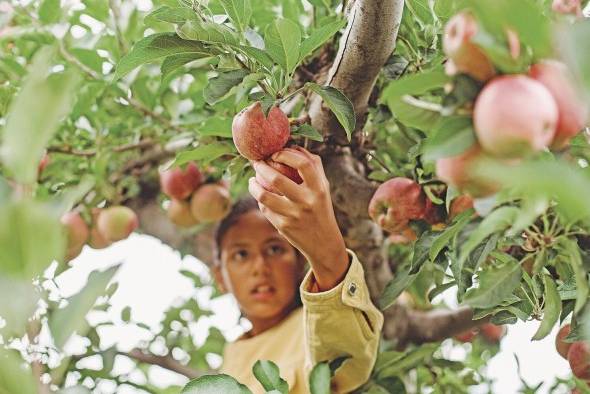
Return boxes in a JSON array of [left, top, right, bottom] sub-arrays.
[[248, 146, 349, 291]]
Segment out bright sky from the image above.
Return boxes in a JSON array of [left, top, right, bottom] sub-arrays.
[[56, 234, 573, 394]]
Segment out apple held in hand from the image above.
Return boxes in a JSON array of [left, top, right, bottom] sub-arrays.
[[97, 206, 139, 242], [529, 60, 589, 149], [256, 159, 303, 194], [368, 177, 426, 233], [232, 102, 290, 161], [61, 211, 90, 261], [160, 161, 203, 200], [474, 75, 558, 158], [190, 183, 231, 223]]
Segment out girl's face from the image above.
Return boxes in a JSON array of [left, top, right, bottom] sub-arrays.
[[214, 210, 303, 321]]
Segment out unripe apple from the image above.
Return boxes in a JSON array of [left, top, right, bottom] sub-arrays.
[[529, 60, 589, 149], [168, 199, 200, 228], [368, 177, 426, 233], [160, 162, 203, 200], [256, 159, 303, 194], [455, 328, 477, 343], [569, 341, 590, 380], [443, 12, 496, 81], [88, 208, 112, 249], [552, 0, 583, 16], [474, 75, 558, 158], [232, 102, 290, 160], [190, 183, 231, 223], [97, 206, 138, 242], [448, 195, 475, 220], [480, 323, 506, 343], [61, 211, 89, 261], [436, 145, 498, 198], [556, 324, 573, 359]]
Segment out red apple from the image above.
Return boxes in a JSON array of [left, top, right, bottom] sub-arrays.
[[443, 12, 496, 81], [569, 341, 590, 380], [190, 183, 231, 223], [232, 102, 290, 160], [61, 211, 89, 261], [455, 328, 477, 343], [168, 199, 200, 228], [448, 195, 475, 221], [160, 162, 203, 200], [97, 206, 138, 242], [435, 145, 498, 198], [424, 198, 444, 225], [556, 324, 573, 359], [368, 177, 426, 233], [480, 323, 506, 343], [474, 75, 558, 158], [529, 60, 589, 149], [88, 208, 112, 249]]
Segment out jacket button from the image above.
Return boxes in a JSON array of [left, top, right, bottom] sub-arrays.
[[348, 283, 357, 296]]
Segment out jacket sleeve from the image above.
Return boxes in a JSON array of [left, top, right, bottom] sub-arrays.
[[299, 249, 384, 393]]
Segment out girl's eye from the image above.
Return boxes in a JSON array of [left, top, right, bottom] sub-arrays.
[[231, 249, 249, 262], [266, 244, 286, 256]]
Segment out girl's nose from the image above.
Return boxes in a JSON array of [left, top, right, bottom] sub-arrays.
[[251, 253, 271, 276]]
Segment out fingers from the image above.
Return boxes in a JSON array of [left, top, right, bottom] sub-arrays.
[[252, 160, 306, 203], [271, 148, 322, 190], [248, 177, 292, 216]]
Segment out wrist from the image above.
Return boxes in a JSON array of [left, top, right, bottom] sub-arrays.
[[308, 237, 349, 291]]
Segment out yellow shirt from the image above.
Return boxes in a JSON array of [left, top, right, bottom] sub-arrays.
[[220, 250, 384, 393]]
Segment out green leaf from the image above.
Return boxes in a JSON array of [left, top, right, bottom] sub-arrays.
[[563, 239, 590, 314], [463, 262, 522, 309], [252, 361, 289, 394], [309, 362, 330, 394], [172, 142, 237, 167], [532, 274, 561, 341], [410, 231, 440, 274], [197, 117, 233, 138], [560, 21, 590, 96], [292, 124, 324, 142], [0, 277, 39, 337], [429, 209, 472, 262], [115, 33, 212, 79], [1, 47, 80, 184], [181, 374, 252, 394], [264, 19, 301, 74], [57, 386, 92, 394], [379, 265, 417, 310], [204, 69, 251, 105], [376, 344, 438, 378], [306, 83, 355, 140], [421, 116, 476, 162], [459, 206, 519, 264], [145, 6, 197, 24], [219, 0, 252, 33], [299, 18, 346, 62], [39, 0, 61, 24], [0, 348, 36, 394], [49, 265, 121, 348], [0, 200, 65, 279], [161, 53, 215, 81], [177, 20, 239, 46], [381, 68, 448, 99], [121, 306, 132, 323]]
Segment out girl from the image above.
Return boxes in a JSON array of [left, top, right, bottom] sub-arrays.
[[213, 146, 383, 393]]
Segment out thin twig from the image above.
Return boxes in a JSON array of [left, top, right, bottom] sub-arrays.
[[366, 151, 393, 174], [122, 349, 211, 379], [109, 0, 128, 53], [48, 138, 156, 157]]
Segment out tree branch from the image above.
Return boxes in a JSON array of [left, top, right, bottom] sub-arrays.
[[122, 349, 212, 380]]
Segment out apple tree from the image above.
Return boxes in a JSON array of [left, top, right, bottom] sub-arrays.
[[1, 0, 590, 393]]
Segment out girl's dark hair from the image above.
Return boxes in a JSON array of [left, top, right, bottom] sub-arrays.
[[214, 196, 260, 264]]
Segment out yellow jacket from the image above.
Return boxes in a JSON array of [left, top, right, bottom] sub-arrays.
[[220, 250, 384, 393]]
